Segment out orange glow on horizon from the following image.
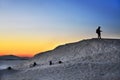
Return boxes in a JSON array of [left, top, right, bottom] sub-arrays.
[[0, 35, 83, 57]]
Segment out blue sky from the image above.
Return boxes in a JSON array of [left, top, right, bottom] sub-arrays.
[[0, 0, 120, 38], [0, 0, 120, 56]]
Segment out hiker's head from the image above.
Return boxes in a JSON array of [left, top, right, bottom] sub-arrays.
[[98, 26, 101, 29]]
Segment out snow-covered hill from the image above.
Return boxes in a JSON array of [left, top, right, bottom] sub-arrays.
[[1, 38, 120, 80], [33, 38, 120, 64]]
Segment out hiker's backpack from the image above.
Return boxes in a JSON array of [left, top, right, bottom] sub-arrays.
[[96, 29, 98, 33]]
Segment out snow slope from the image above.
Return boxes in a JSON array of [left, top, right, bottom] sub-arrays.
[[1, 38, 120, 80], [33, 38, 120, 64]]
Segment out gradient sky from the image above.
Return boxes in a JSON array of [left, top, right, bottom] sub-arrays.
[[0, 0, 120, 57]]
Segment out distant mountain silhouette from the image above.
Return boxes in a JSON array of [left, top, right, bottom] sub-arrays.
[[0, 55, 28, 60]]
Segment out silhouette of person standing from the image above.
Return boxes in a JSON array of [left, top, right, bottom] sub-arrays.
[[96, 26, 102, 39]]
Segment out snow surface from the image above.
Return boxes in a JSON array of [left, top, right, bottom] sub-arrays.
[[0, 38, 120, 80]]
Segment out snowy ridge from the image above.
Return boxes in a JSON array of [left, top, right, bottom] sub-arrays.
[[33, 38, 120, 64]]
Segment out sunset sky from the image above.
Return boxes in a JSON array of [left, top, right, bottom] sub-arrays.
[[0, 0, 120, 57]]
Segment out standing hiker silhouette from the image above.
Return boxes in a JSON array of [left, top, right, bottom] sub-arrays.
[[96, 26, 102, 39]]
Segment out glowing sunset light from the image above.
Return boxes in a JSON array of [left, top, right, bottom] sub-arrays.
[[0, 0, 120, 57]]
